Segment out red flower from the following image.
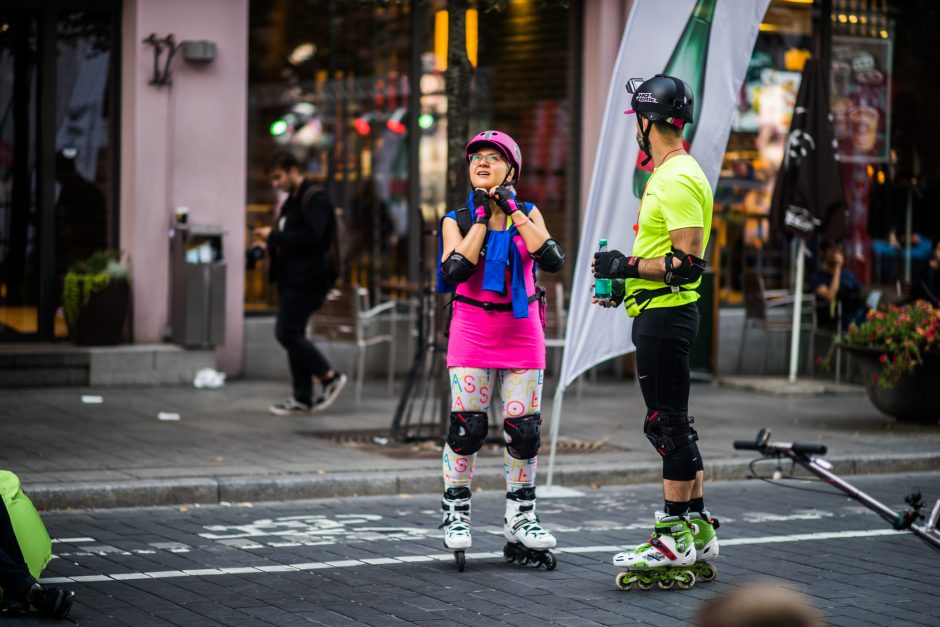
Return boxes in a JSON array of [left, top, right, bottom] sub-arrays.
[[879, 353, 888, 364], [872, 374, 879, 385]]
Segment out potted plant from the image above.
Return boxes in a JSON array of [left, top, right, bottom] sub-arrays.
[[62, 250, 131, 346], [837, 300, 940, 422]]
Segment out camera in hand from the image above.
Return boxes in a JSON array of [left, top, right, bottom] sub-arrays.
[[245, 245, 266, 270]]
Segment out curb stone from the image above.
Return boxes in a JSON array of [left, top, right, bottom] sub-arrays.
[[24, 452, 940, 510]]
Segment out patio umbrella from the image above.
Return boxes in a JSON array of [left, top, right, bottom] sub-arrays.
[[769, 57, 847, 382]]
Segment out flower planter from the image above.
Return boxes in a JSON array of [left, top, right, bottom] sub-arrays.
[[843, 345, 940, 423], [71, 278, 130, 346]]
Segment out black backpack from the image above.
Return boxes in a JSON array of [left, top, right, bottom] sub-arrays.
[[302, 186, 345, 287]]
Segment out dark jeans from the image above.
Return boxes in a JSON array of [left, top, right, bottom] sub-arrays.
[[0, 501, 35, 601], [275, 284, 331, 404]]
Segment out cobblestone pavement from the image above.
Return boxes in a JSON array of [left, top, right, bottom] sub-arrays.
[[17, 473, 940, 626]]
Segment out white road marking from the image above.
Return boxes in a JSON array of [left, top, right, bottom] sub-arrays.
[[51, 538, 95, 544], [39, 528, 909, 585]]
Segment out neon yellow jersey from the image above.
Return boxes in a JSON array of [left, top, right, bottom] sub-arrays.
[[625, 154, 713, 311]]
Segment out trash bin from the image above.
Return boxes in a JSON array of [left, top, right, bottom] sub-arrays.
[[169, 224, 226, 347]]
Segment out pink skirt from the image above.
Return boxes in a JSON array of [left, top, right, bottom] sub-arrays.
[[446, 300, 546, 369]]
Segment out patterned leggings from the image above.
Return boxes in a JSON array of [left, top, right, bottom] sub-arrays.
[[442, 367, 543, 493]]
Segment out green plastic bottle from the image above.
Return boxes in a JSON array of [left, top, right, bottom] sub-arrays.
[[594, 239, 612, 302], [632, 0, 716, 198]]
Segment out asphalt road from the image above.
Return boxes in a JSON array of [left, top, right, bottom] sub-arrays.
[[18, 472, 940, 626]]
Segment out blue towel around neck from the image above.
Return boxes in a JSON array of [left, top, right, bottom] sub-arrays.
[[436, 191, 532, 319]]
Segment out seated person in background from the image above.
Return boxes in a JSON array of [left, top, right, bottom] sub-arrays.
[[808, 239, 866, 331], [1, 471, 74, 619], [913, 239, 940, 306]]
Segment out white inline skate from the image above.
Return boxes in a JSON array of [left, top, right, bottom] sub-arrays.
[[613, 512, 697, 590], [439, 487, 472, 571], [502, 487, 557, 570]]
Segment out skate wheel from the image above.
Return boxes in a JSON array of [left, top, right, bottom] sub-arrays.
[[636, 579, 653, 591], [542, 552, 557, 571], [699, 562, 718, 582], [503, 545, 516, 563], [614, 572, 634, 591], [676, 571, 696, 590], [454, 551, 465, 572], [657, 579, 674, 590]]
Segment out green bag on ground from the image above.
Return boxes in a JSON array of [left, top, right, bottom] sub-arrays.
[[0, 471, 52, 601]]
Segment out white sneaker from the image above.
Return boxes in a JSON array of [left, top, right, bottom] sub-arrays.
[[269, 398, 313, 416], [313, 373, 348, 413], [504, 488, 556, 549]]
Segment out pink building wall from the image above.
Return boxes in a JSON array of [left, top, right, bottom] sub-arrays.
[[121, 0, 248, 375]]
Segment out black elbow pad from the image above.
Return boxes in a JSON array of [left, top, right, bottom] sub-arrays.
[[664, 248, 707, 286], [531, 239, 565, 273], [440, 252, 477, 284]]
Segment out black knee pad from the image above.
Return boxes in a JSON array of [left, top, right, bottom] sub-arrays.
[[662, 444, 698, 481], [503, 414, 541, 459], [643, 411, 699, 481], [643, 411, 698, 456], [446, 411, 488, 455]]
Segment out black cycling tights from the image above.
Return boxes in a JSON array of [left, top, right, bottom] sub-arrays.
[[632, 303, 703, 480]]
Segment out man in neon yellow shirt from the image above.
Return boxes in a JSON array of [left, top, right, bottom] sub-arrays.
[[592, 74, 719, 590]]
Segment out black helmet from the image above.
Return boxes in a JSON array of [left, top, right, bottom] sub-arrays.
[[625, 74, 694, 127]]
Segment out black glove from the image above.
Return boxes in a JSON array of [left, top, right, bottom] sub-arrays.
[[471, 188, 491, 224], [491, 186, 518, 216], [593, 250, 641, 279], [610, 279, 626, 306]]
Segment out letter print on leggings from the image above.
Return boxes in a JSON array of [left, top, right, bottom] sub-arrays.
[[500, 368, 543, 493], [443, 367, 492, 488]]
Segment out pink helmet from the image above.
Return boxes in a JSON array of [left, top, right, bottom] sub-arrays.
[[465, 130, 522, 184]]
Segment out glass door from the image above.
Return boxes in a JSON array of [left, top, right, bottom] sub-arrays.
[[0, 8, 40, 338], [0, 1, 118, 340]]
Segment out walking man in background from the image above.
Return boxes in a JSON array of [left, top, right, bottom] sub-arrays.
[[254, 151, 347, 416]]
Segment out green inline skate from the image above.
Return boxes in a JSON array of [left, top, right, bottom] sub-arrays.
[[688, 510, 720, 582], [613, 512, 697, 590]]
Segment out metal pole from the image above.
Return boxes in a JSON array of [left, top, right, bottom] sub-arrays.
[[38, 7, 57, 339], [788, 239, 807, 383], [407, 0, 422, 286], [544, 385, 565, 489]]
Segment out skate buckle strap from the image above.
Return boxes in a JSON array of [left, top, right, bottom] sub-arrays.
[[442, 502, 470, 512], [649, 536, 678, 561], [513, 514, 548, 537], [439, 515, 470, 531]]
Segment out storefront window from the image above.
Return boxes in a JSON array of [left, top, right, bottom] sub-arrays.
[[717, 0, 915, 302], [246, 0, 579, 314], [0, 5, 117, 339], [246, 1, 414, 312], [716, 0, 814, 302]]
